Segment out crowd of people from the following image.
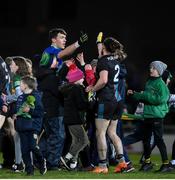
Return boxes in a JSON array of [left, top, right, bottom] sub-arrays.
[[0, 27, 175, 176]]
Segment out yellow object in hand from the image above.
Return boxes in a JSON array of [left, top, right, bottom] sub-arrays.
[[97, 32, 103, 43]]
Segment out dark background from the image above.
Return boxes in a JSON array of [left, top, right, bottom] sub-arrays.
[[0, 0, 175, 89]]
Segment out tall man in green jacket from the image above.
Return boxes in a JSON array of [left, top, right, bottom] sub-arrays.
[[128, 60, 171, 172]]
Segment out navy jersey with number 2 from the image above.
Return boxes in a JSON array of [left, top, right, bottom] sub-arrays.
[[96, 55, 121, 102]]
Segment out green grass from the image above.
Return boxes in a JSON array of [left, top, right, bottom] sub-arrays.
[[0, 153, 175, 179]]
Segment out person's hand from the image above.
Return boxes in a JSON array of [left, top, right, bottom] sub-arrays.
[[78, 31, 88, 45], [12, 114, 17, 120], [65, 58, 75, 67], [76, 52, 85, 66], [96, 32, 103, 44], [127, 89, 134, 95], [2, 105, 8, 113], [96, 32, 103, 58], [86, 85, 94, 93], [22, 105, 30, 113], [1, 93, 7, 102], [85, 64, 92, 71], [166, 78, 171, 85]]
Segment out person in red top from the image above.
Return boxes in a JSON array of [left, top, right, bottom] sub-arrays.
[[84, 64, 96, 86]]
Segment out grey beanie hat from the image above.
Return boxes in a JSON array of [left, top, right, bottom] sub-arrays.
[[150, 61, 167, 76]]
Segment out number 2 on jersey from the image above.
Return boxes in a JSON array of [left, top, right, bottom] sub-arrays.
[[113, 64, 120, 83]]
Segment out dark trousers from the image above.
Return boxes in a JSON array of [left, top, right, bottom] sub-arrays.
[[1, 133, 15, 168], [79, 145, 92, 167], [142, 118, 168, 163], [123, 121, 144, 146], [44, 116, 65, 168], [19, 131, 44, 174], [123, 121, 156, 162]]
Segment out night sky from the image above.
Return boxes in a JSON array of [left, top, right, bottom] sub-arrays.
[[0, 0, 175, 86]]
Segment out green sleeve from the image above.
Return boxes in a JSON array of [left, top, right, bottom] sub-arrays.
[[133, 86, 169, 105], [13, 75, 21, 88]]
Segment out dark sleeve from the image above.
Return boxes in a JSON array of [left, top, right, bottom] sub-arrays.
[[0, 97, 3, 110], [75, 61, 86, 73], [97, 57, 108, 72], [0, 58, 9, 93], [15, 95, 23, 114], [0, 70, 5, 92], [119, 63, 127, 78], [37, 68, 60, 98], [30, 93, 44, 118], [57, 63, 69, 82]]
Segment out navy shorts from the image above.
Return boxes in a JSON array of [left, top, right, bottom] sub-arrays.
[[96, 100, 124, 120]]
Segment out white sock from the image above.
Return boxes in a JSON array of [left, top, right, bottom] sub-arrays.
[[65, 152, 73, 160], [70, 161, 77, 169], [170, 160, 175, 165]]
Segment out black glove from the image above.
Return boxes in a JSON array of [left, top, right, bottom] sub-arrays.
[[78, 31, 88, 46]]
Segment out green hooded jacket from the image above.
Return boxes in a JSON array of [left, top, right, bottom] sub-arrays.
[[133, 77, 169, 119]]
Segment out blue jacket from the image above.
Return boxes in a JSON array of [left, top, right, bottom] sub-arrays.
[[15, 90, 44, 133]]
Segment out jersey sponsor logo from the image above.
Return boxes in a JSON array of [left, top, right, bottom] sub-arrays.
[[107, 56, 116, 61], [40, 52, 50, 66]]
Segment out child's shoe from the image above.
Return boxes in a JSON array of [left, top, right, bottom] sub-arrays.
[[12, 162, 25, 173], [139, 162, 153, 171], [155, 164, 172, 172]]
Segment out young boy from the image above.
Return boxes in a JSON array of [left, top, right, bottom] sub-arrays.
[[14, 76, 47, 175], [60, 64, 89, 170], [127, 60, 171, 172], [38, 28, 88, 170]]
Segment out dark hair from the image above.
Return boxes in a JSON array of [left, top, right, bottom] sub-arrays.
[[49, 28, 67, 41], [103, 37, 127, 60], [5, 57, 14, 66], [72, 47, 84, 59], [21, 75, 37, 90]]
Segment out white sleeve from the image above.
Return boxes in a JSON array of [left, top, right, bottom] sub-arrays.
[[6, 86, 23, 104], [15, 86, 23, 97], [169, 94, 175, 103]]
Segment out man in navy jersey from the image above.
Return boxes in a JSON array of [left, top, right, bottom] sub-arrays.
[[86, 37, 127, 174]]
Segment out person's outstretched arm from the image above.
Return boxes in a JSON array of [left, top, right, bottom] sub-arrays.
[[96, 32, 103, 58], [58, 32, 88, 59]]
